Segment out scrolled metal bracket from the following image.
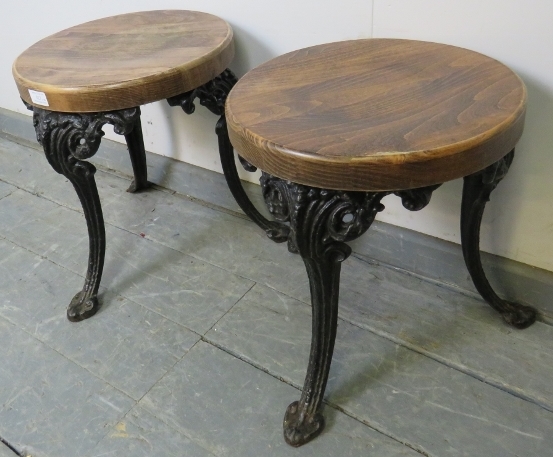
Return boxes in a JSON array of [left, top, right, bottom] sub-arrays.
[[167, 68, 238, 116], [167, 69, 256, 172], [29, 105, 140, 322], [32, 106, 140, 165], [260, 172, 441, 252]]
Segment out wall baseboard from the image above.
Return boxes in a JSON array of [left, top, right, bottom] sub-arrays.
[[2, 106, 552, 323]]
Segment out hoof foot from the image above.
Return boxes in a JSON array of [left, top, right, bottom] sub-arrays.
[[501, 303, 537, 329], [67, 292, 99, 322], [126, 180, 153, 193], [283, 401, 325, 447]]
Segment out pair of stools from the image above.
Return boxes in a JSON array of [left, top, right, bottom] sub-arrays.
[[12, 10, 535, 447]]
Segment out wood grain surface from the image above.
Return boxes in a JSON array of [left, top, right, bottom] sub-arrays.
[[226, 39, 526, 191], [13, 10, 234, 112]]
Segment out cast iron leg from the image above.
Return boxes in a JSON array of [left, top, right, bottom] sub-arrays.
[[283, 253, 341, 447], [29, 106, 140, 321], [461, 149, 537, 328], [261, 174, 387, 446], [217, 116, 289, 242], [167, 70, 289, 242], [124, 113, 151, 193]]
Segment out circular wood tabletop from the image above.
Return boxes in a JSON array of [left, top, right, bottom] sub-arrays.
[[13, 10, 234, 112], [226, 39, 526, 191]]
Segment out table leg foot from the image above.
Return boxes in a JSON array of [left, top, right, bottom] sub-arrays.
[[461, 149, 537, 329], [126, 179, 153, 193], [29, 105, 141, 322], [67, 291, 99, 322], [499, 304, 537, 329], [283, 401, 325, 447]]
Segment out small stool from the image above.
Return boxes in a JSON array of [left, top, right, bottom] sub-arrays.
[[13, 10, 250, 321], [222, 39, 537, 446]]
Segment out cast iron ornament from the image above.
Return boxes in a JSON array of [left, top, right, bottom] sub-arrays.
[[258, 172, 441, 446], [30, 106, 141, 321], [167, 68, 238, 116]]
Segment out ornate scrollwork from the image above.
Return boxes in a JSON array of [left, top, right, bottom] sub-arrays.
[[260, 173, 293, 222], [32, 106, 140, 173], [260, 172, 387, 258], [394, 183, 442, 211], [260, 172, 446, 258], [290, 185, 386, 261], [28, 105, 140, 322], [167, 68, 238, 116]]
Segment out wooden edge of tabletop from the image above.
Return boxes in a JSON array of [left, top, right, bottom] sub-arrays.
[[226, 96, 527, 192], [13, 13, 235, 113], [225, 38, 528, 191]]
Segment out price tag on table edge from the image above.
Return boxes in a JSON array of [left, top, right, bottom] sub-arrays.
[[28, 89, 49, 107]]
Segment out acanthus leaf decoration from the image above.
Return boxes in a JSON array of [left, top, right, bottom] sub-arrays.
[[31, 106, 140, 174], [260, 172, 387, 260]]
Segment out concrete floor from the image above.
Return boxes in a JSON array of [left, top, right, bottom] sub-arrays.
[[0, 135, 552, 457]]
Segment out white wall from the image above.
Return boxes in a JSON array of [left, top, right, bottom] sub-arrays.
[[1, 1, 552, 272]]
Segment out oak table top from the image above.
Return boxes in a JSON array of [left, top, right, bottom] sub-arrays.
[[226, 39, 526, 191], [13, 10, 234, 112]]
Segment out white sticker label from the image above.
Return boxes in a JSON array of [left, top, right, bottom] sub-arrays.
[[28, 89, 49, 106]]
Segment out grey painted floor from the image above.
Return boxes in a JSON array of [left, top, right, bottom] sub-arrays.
[[0, 136, 552, 457]]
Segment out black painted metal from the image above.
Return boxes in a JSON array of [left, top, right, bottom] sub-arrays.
[[124, 113, 152, 193], [23, 69, 251, 323], [461, 150, 537, 328], [168, 69, 290, 242], [167, 68, 237, 116], [238, 155, 257, 172], [218, 119, 290, 242], [30, 106, 140, 321], [395, 184, 442, 211], [259, 173, 439, 446]]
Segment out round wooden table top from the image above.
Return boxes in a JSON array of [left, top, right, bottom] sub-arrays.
[[13, 10, 234, 113], [226, 39, 526, 191]]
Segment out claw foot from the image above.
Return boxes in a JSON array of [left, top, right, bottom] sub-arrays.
[[283, 401, 325, 447], [126, 180, 153, 193], [67, 291, 99, 322], [501, 303, 537, 329]]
